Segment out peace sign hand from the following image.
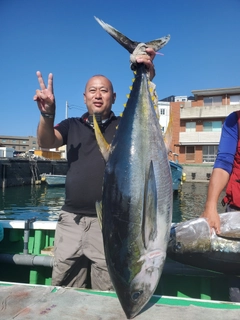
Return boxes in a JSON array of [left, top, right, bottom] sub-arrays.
[[33, 71, 55, 114]]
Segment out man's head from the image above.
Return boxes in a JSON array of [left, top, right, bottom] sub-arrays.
[[84, 75, 116, 120]]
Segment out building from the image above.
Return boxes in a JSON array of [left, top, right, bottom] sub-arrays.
[[157, 101, 170, 134], [0, 135, 39, 154], [164, 87, 240, 164], [158, 96, 190, 134]]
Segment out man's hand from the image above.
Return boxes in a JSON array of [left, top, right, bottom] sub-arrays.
[[201, 207, 221, 234], [136, 47, 156, 81], [201, 168, 230, 234], [33, 71, 55, 114]]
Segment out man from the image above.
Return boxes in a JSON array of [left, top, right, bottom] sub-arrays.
[[202, 110, 240, 302], [34, 48, 156, 290]]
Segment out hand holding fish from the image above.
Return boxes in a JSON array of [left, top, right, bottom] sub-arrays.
[[201, 168, 230, 234], [201, 207, 221, 234], [33, 71, 55, 116], [136, 47, 156, 80]]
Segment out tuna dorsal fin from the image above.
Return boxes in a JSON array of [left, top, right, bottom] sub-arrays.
[[164, 107, 173, 153], [94, 16, 170, 54], [148, 81, 159, 118], [95, 201, 103, 230], [93, 114, 111, 162], [142, 161, 158, 249]]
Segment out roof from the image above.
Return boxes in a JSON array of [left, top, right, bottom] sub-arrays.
[[192, 87, 240, 97]]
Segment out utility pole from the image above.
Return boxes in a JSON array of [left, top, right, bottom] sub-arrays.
[[65, 101, 68, 119], [65, 101, 68, 159]]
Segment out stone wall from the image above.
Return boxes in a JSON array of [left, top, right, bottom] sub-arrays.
[[0, 158, 68, 188], [0, 158, 214, 188], [182, 164, 213, 182]]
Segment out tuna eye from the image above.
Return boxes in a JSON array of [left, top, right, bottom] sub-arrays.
[[131, 290, 143, 301]]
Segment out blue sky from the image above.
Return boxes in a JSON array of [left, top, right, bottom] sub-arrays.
[[1, 0, 239, 137]]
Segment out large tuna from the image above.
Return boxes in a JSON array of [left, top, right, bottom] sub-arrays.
[[167, 211, 240, 275], [94, 17, 172, 319]]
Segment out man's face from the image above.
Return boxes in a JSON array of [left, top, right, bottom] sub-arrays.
[[84, 76, 116, 119]]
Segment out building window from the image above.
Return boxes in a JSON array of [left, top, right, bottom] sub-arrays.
[[230, 95, 240, 105], [2, 139, 6, 143], [22, 146, 26, 149], [160, 108, 165, 115], [186, 146, 195, 161], [22, 141, 27, 144], [186, 122, 196, 132], [203, 96, 222, 106], [12, 140, 17, 143], [203, 121, 222, 132], [32, 141, 36, 144], [203, 145, 218, 163]]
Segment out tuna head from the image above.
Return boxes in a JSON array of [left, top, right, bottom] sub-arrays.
[[108, 249, 166, 319]]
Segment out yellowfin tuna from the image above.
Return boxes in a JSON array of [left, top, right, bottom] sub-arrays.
[[94, 17, 172, 319]]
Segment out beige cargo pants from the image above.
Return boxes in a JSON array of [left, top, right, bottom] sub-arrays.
[[52, 210, 113, 291]]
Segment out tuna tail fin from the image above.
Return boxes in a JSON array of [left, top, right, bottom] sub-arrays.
[[93, 114, 111, 162], [94, 16, 170, 53]]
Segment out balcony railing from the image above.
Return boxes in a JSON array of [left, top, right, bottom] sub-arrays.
[[180, 104, 240, 119], [179, 131, 221, 145], [203, 154, 216, 163]]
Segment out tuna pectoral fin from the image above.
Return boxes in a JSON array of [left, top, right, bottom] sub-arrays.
[[96, 201, 103, 230], [93, 114, 110, 162], [142, 161, 158, 249], [217, 234, 240, 241]]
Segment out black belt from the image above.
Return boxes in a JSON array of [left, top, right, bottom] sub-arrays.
[[228, 204, 240, 211]]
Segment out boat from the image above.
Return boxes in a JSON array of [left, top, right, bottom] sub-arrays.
[[0, 218, 238, 305], [169, 153, 185, 192], [169, 160, 184, 192], [1, 281, 240, 320], [41, 173, 66, 187], [40, 165, 183, 191], [1, 220, 240, 319]]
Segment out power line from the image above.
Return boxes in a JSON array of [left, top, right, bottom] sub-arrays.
[[65, 101, 86, 119]]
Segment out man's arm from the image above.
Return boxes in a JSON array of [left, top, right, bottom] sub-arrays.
[[37, 118, 63, 149], [201, 112, 238, 233], [34, 71, 63, 149]]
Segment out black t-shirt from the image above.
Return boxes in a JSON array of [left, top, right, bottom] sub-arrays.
[[55, 112, 120, 215]]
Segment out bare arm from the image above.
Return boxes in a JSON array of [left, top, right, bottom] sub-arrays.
[[201, 168, 230, 233], [33, 71, 63, 148], [37, 119, 63, 149]]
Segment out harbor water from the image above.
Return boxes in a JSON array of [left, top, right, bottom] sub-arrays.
[[0, 182, 226, 222], [0, 185, 64, 221]]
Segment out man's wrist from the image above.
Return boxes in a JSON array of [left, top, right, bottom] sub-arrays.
[[41, 112, 55, 119]]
